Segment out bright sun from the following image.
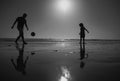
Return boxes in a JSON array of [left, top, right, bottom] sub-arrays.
[[58, 0, 71, 12]]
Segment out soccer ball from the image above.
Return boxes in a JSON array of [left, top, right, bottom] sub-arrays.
[[31, 32, 35, 37]]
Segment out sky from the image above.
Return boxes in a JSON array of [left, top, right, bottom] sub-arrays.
[[0, 0, 120, 39]]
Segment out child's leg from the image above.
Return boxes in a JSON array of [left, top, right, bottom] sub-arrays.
[[83, 37, 85, 44]]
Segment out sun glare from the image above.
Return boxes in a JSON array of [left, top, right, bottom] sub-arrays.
[[58, 0, 71, 12], [59, 66, 71, 81]]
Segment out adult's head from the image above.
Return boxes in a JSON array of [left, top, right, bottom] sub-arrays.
[[23, 13, 27, 18], [79, 23, 84, 27]]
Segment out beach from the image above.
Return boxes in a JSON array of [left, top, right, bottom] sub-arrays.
[[0, 39, 120, 81]]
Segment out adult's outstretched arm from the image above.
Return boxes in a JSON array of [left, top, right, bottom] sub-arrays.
[[11, 18, 17, 29], [25, 21, 29, 31]]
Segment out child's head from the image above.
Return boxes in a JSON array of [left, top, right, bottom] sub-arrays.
[[79, 23, 83, 27]]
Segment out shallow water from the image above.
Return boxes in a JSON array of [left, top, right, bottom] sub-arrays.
[[0, 40, 120, 81]]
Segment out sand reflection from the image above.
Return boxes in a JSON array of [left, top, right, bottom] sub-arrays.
[[56, 42, 70, 48]]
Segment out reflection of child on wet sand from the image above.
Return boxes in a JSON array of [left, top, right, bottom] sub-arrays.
[[80, 43, 88, 68]]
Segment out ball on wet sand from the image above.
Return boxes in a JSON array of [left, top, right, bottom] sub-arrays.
[[31, 32, 35, 36]]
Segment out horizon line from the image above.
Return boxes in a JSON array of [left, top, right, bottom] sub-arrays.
[[0, 37, 120, 40]]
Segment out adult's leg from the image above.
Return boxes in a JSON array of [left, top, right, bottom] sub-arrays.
[[15, 31, 21, 43], [21, 31, 27, 44]]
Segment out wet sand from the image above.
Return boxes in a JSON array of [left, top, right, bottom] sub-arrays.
[[0, 40, 120, 81]]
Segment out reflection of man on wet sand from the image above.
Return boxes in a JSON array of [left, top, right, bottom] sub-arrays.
[[11, 44, 29, 75]]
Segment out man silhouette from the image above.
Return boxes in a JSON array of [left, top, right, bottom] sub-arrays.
[[79, 23, 89, 44], [11, 13, 29, 44]]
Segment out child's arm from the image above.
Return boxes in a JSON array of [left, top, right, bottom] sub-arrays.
[[85, 27, 89, 33]]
